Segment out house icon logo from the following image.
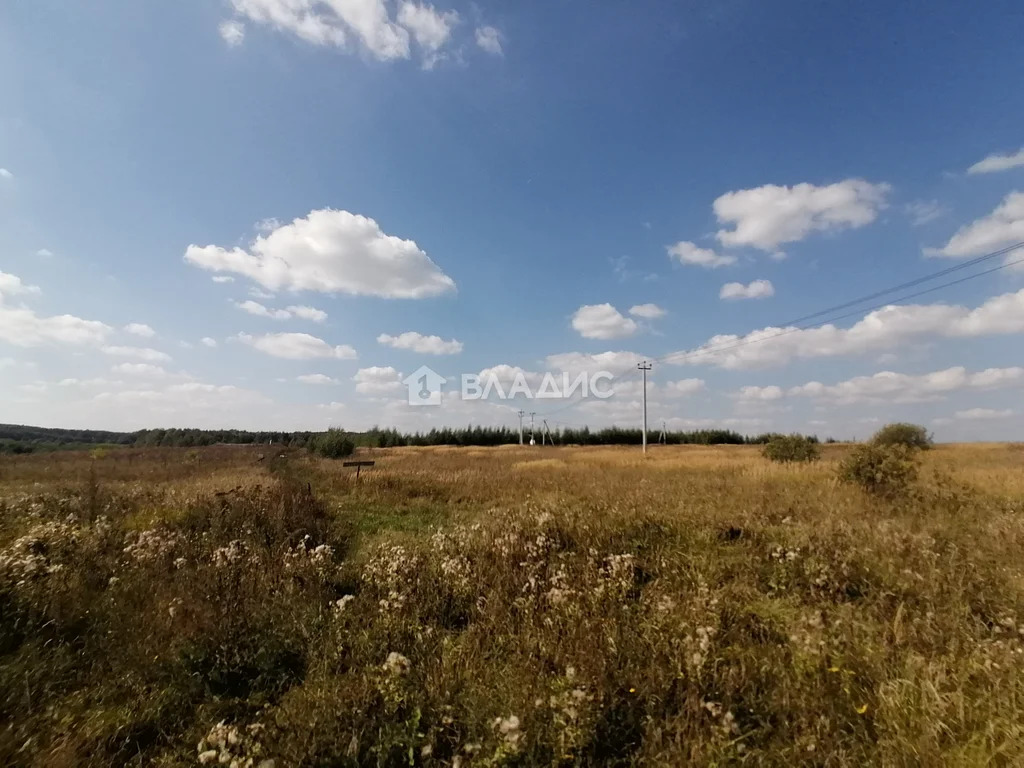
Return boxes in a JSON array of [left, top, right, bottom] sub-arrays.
[[402, 365, 444, 406]]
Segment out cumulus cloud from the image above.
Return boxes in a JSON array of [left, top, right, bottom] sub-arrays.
[[668, 288, 1024, 369], [736, 385, 784, 401], [663, 378, 705, 397], [200, 337, 218, 348], [666, 241, 736, 268], [212, 275, 235, 284], [571, 304, 639, 340], [288, 305, 327, 322], [787, 365, 1024, 404], [719, 279, 774, 300], [102, 346, 172, 363], [927, 191, 1024, 262], [0, 292, 111, 347], [544, 350, 646, 376], [967, 148, 1024, 175], [474, 25, 502, 55], [397, 2, 458, 52], [297, 373, 338, 384], [36, 248, 54, 258], [219, 19, 246, 45], [713, 179, 890, 254], [353, 365, 403, 394], [124, 323, 156, 338], [237, 332, 357, 360], [0, 271, 41, 296], [0, 168, 12, 179], [233, 300, 293, 320], [185, 209, 456, 298], [377, 330, 463, 354], [225, 0, 481, 65], [628, 303, 666, 319]]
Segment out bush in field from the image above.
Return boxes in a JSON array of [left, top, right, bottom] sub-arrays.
[[870, 422, 932, 450], [311, 429, 355, 459], [762, 434, 820, 463], [838, 443, 919, 497]]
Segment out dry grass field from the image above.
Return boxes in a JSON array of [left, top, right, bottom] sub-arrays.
[[2, 442, 1023, 766]]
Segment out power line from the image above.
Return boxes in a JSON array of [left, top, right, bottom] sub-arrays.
[[532, 242, 1024, 419], [777, 241, 1024, 328], [654, 250, 1024, 368]]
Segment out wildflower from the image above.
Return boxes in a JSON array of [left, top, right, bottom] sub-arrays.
[[492, 715, 523, 751], [383, 651, 411, 676], [331, 595, 355, 615]]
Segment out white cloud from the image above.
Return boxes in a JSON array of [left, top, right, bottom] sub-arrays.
[[787, 365, 1024, 404], [0, 168, 12, 179], [288, 305, 328, 322], [736, 385, 784, 401], [212, 275, 235, 284], [0, 287, 111, 347], [102, 345, 172, 363], [719, 279, 774, 300], [905, 200, 947, 226], [397, 2, 458, 52], [185, 208, 456, 298], [353, 365, 403, 394], [666, 241, 736, 268], [236, 331, 356, 360], [954, 407, 1014, 419], [927, 191, 1024, 261], [36, 248, 54, 258], [124, 323, 156, 338], [713, 179, 890, 254], [571, 304, 639, 340], [201, 337, 218, 348], [219, 19, 246, 46], [475, 25, 502, 55], [0, 271, 41, 296], [967, 148, 1024, 175], [663, 378, 705, 397], [230, 0, 451, 62], [669, 288, 1024, 369], [544, 350, 646, 376], [297, 373, 338, 384], [233, 300, 293, 320], [255, 217, 281, 232], [628, 303, 666, 319], [112, 363, 169, 377], [377, 330, 463, 354]]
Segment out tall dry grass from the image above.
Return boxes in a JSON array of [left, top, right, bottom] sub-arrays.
[[1, 443, 1022, 766]]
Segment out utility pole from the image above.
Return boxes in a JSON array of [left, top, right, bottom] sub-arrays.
[[659, 420, 667, 445], [517, 410, 525, 445], [543, 419, 555, 446], [529, 412, 537, 446], [638, 361, 652, 454]]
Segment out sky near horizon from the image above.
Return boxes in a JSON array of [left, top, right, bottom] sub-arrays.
[[2, 0, 1024, 440]]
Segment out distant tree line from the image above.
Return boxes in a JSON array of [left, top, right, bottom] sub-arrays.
[[0, 422, 826, 454]]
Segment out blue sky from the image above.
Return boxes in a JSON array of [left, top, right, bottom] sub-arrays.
[[2, 0, 1024, 439]]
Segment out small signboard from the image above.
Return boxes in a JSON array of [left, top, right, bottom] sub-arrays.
[[342, 460, 376, 478]]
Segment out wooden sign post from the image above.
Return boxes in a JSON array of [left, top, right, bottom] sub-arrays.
[[342, 460, 375, 479]]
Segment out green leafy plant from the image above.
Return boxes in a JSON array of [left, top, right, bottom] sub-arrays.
[[311, 429, 355, 459], [762, 434, 821, 463], [870, 423, 932, 451], [838, 443, 919, 497]]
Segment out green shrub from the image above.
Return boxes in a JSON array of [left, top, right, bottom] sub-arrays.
[[311, 429, 355, 459], [762, 434, 821, 463], [870, 422, 932, 450], [838, 443, 919, 497]]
